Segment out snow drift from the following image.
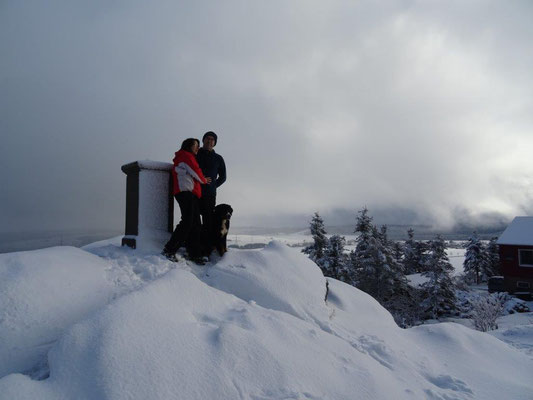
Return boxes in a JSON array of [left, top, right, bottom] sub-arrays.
[[0, 241, 532, 399], [0, 247, 113, 378]]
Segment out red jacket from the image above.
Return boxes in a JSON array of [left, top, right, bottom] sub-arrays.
[[172, 150, 206, 198]]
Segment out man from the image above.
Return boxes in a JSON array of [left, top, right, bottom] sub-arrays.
[[196, 131, 226, 254]]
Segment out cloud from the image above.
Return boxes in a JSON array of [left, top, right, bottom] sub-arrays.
[[1, 0, 532, 232]]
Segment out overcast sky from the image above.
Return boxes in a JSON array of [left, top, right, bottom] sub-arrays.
[[2, 0, 533, 233]]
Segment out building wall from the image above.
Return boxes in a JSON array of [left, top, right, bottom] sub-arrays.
[[499, 245, 533, 278], [499, 244, 533, 293]]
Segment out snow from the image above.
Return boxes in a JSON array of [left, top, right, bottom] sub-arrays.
[[447, 248, 466, 275], [1, 241, 532, 399], [227, 232, 359, 250], [497, 216, 533, 245], [407, 273, 429, 287], [0, 247, 114, 378], [135, 160, 172, 171], [82, 235, 122, 250], [489, 312, 533, 357], [204, 241, 329, 324]]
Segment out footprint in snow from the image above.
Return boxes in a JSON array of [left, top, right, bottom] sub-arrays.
[[350, 335, 395, 370], [424, 374, 474, 399]]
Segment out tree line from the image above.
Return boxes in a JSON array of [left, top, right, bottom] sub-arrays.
[[302, 208, 501, 327]]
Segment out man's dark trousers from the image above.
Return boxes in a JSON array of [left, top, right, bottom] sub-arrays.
[[164, 192, 202, 257], [199, 195, 216, 253]]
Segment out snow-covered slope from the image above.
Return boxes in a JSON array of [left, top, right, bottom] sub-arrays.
[[0, 242, 532, 399], [0, 247, 113, 378]]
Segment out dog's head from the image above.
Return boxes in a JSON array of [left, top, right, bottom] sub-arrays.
[[214, 204, 233, 220]]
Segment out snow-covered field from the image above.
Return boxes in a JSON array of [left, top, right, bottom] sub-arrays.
[[1, 236, 532, 399]]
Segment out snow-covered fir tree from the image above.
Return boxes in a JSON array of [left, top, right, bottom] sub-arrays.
[[342, 209, 419, 326], [355, 207, 373, 237], [463, 232, 485, 284], [386, 285, 423, 328], [378, 225, 408, 288], [350, 207, 374, 287], [323, 235, 349, 282], [402, 229, 417, 274], [402, 229, 428, 274], [350, 207, 372, 286], [392, 241, 404, 266], [354, 224, 397, 303], [377, 226, 418, 327], [379, 225, 390, 246], [485, 237, 500, 277], [302, 212, 328, 268], [421, 235, 457, 319], [414, 240, 429, 272]]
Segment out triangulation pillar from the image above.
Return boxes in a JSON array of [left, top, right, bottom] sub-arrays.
[[121, 161, 174, 251]]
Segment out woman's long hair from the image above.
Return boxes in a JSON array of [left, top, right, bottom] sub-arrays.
[[181, 138, 200, 152]]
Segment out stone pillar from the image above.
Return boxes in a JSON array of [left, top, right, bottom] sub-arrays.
[[121, 161, 174, 251]]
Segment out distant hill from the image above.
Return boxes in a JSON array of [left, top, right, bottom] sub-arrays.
[[325, 224, 505, 241], [232, 224, 504, 241]]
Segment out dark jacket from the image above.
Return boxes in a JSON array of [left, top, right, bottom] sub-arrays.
[[197, 148, 226, 197]]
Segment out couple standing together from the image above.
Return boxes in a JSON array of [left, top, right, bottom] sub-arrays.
[[162, 131, 226, 263]]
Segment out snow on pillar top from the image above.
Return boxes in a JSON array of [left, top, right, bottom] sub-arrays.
[[121, 160, 174, 174]]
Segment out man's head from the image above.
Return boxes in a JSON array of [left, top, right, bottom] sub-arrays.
[[202, 131, 217, 151]]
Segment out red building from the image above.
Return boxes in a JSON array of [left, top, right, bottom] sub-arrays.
[[497, 217, 533, 294]]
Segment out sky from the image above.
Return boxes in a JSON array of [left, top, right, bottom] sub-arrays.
[[1, 0, 533, 233]]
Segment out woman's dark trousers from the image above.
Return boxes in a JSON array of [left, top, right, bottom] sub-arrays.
[[164, 192, 201, 257]]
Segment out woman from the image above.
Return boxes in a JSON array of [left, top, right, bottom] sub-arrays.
[[163, 138, 211, 263]]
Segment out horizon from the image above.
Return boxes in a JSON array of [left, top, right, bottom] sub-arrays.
[[0, 218, 506, 254]]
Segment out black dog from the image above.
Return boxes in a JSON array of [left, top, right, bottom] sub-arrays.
[[211, 204, 233, 256]]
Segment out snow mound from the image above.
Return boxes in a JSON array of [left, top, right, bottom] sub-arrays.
[[205, 241, 329, 324], [0, 247, 113, 378], [0, 269, 396, 400], [327, 279, 533, 399], [0, 242, 532, 400], [326, 278, 398, 334]]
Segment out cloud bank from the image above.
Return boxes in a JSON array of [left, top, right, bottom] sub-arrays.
[[1, 0, 532, 232]]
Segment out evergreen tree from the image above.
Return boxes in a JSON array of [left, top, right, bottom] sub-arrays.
[[402, 229, 418, 274], [392, 241, 404, 266], [463, 232, 484, 284], [378, 227, 417, 326], [485, 237, 501, 277], [354, 225, 397, 303], [379, 225, 407, 283], [302, 212, 328, 268], [348, 248, 359, 284], [385, 285, 423, 328], [355, 207, 373, 236], [323, 235, 349, 282], [351, 207, 375, 287], [421, 235, 457, 319], [403, 229, 428, 274], [379, 225, 390, 246], [350, 209, 417, 325], [414, 241, 430, 273]]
